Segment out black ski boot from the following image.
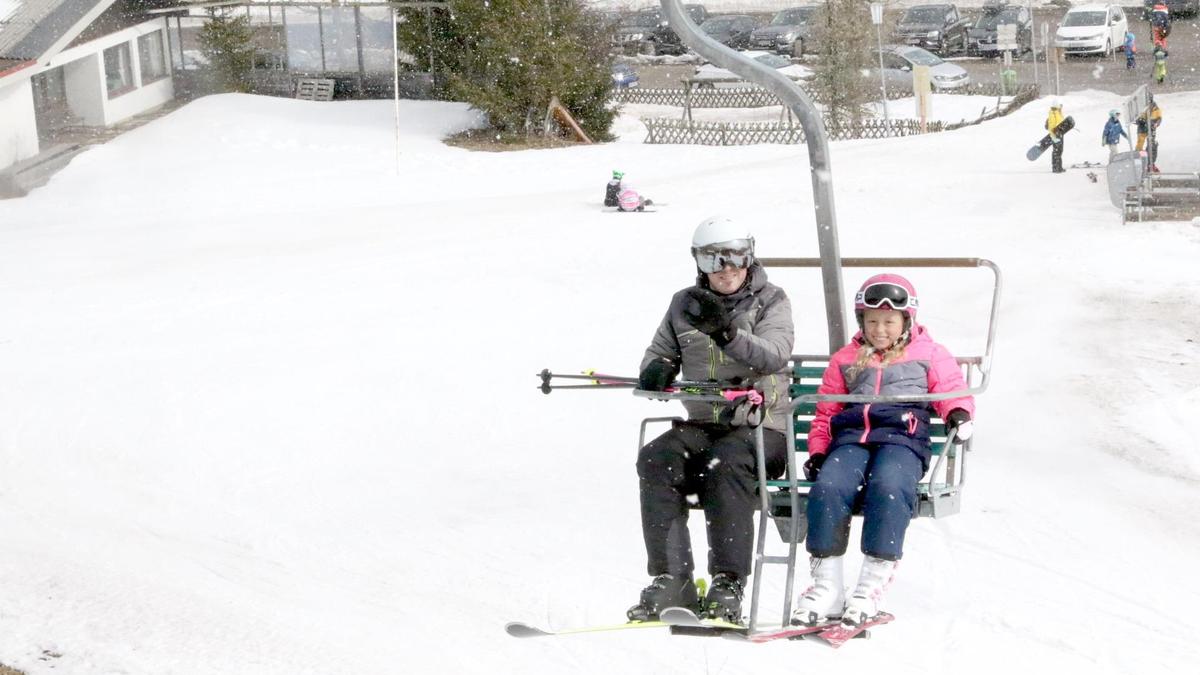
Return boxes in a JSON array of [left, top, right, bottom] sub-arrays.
[[701, 572, 744, 624], [626, 574, 698, 622]]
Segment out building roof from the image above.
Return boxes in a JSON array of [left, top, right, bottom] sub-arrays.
[[0, 0, 115, 60]]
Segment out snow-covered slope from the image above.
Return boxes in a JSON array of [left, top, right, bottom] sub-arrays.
[[0, 89, 1197, 674]]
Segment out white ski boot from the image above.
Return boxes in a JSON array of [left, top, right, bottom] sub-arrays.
[[843, 556, 897, 626], [790, 555, 845, 626]]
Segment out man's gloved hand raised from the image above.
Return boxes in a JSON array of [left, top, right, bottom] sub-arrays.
[[945, 408, 973, 444], [683, 288, 737, 346], [638, 356, 679, 392]]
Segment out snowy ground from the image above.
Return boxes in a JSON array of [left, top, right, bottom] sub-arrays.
[[1, 89, 1198, 675]]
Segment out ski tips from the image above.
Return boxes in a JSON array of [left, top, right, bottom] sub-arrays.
[[505, 622, 552, 638]]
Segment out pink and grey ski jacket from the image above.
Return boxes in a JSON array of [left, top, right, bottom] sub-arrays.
[[807, 324, 974, 469]]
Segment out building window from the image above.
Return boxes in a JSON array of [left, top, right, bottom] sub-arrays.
[[104, 42, 134, 97], [138, 31, 168, 84]]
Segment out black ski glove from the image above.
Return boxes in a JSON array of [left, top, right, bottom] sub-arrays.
[[803, 453, 826, 482], [945, 408, 973, 444], [638, 356, 679, 392], [683, 288, 736, 346]]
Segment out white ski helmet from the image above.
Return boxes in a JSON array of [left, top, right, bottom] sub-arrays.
[[692, 215, 754, 249], [691, 215, 755, 273]]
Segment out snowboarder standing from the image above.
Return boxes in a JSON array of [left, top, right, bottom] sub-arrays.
[[629, 216, 794, 624], [604, 170, 624, 207], [1046, 100, 1066, 173], [1136, 97, 1162, 172], [790, 274, 975, 628], [1101, 109, 1128, 161], [1124, 30, 1136, 70]]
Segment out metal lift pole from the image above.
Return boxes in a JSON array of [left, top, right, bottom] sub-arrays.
[[659, 1, 846, 350]]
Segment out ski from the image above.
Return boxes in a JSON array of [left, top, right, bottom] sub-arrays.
[[659, 607, 747, 637], [1069, 162, 1103, 168], [722, 619, 842, 643], [812, 611, 895, 648], [504, 619, 668, 638]]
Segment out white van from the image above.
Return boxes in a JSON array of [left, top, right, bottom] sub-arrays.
[[1053, 4, 1128, 55]]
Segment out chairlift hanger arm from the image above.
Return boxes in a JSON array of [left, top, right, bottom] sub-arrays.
[[659, 0, 846, 353]]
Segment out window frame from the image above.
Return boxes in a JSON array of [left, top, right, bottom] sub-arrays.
[[103, 41, 136, 98], [137, 30, 169, 85]]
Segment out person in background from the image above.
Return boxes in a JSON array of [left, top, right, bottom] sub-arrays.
[[1136, 97, 1162, 173], [629, 216, 794, 625], [790, 274, 975, 628], [1151, 3, 1170, 49], [1153, 45, 1168, 84], [1124, 30, 1136, 70], [1101, 109, 1128, 162], [604, 170, 624, 207], [1046, 100, 1067, 174]]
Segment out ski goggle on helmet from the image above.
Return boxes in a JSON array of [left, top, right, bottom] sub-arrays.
[[691, 215, 755, 273], [854, 274, 919, 321]]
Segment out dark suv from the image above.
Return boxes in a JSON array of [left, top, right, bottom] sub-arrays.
[[891, 4, 970, 56], [967, 1, 1032, 56], [612, 4, 709, 56], [749, 6, 819, 56]]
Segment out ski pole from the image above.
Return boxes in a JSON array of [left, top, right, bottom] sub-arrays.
[[538, 369, 760, 399]]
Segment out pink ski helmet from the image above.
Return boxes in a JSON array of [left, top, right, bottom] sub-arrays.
[[854, 273, 918, 328]]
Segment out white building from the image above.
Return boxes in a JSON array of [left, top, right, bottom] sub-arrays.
[[0, 0, 176, 177]]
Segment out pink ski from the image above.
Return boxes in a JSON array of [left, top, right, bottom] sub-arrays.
[[814, 611, 894, 648]]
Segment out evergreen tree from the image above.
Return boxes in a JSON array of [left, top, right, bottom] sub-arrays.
[[198, 8, 255, 93], [807, 1, 876, 135], [398, 0, 616, 141]]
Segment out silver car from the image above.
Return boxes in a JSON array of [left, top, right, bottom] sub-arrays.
[[876, 45, 970, 91]]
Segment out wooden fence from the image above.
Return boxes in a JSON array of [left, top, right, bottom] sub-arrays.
[[614, 82, 1037, 110], [642, 117, 942, 145], [630, 83, 1038, 145]]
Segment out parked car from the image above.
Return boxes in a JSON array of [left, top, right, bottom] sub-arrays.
[[749, 6, 819, 57], [891, 4, 970, 56], [612, 4, 709, 56], [611, 62, 639, 89], [1053, 4, 1128, 56], [967, 0, 1032, 56], [690, 51, 812, 87], [699, 15, 759, 50], [875, 45, 971, 91]]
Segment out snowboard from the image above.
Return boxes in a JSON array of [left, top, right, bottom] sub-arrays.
[[1026, 116, 1075, 161]]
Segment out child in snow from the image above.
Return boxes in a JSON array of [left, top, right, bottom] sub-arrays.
[[1101, 109, 1129, 161], [618, 187, 650, 212], [1153, 46, 1168, 84], [630, 216, 793, 624], [1124, 31, 1136, 70], [604, 170, 624, 207], [791, 274, 975, 628]]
